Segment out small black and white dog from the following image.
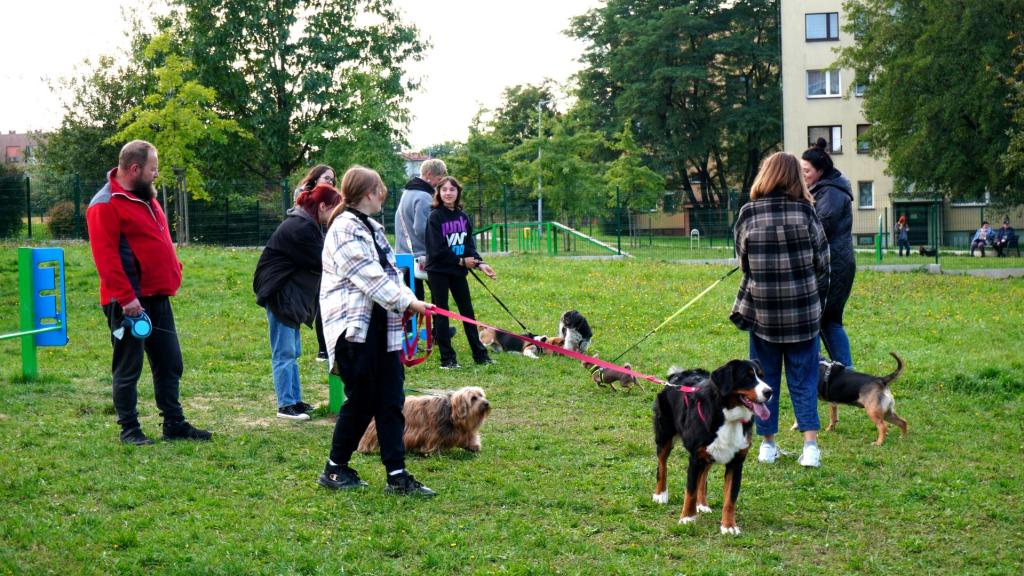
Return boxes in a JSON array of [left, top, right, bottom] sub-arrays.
[[558, 310, 592, 354]]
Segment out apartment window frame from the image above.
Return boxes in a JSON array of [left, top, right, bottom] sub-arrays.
[[858, 181, 875, 210], [806, 12, 840, 42], [806, 69, 842, 98], [808, 126, 843, 155], [856, 124, 871, 154]]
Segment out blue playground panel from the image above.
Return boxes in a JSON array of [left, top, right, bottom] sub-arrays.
[[30, 248, 68, 347]]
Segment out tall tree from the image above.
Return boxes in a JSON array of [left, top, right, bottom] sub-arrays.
[[173, 0, 424, 180], [604, 121, 666, 212], [110, 34, 247, 200], [569, 0, 781, 207], [837, 0, 1024, 204]]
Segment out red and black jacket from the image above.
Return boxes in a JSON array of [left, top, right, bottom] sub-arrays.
[[86, 168, 182, 306]]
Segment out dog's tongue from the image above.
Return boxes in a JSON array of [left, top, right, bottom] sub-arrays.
[[751, 402, 770, 421]]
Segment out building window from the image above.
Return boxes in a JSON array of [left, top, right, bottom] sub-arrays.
[[857, 125, 870, 154], [806, 70, 841, 98], [858, 181, 874, 209], [806, 12, 839, 41], [5, 146, 20, 163], [808, 126, 843, 154]]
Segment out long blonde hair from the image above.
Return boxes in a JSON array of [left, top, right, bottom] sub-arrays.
[[327, 166, 388, 226], [749, 152, 814, 203]]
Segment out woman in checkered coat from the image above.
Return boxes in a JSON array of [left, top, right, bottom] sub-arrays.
[[730, 152, 831, 468]]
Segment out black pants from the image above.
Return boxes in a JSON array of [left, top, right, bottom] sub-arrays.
[[314, 301, 327, 356], [328, 306, 406, 472], [427, 272, 488, 364], [103, 296, 184, 429]]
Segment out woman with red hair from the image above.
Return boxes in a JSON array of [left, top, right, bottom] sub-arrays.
[[254, 184, 342, 420]]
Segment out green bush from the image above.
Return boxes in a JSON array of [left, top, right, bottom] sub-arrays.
[[0, 176, 25, 238], [46, 201, 87, 239]]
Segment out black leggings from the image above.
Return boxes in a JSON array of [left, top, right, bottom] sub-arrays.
[[427, 272, 488, 364]]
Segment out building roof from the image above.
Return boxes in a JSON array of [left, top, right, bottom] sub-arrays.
[[400, 152, 431, 162]]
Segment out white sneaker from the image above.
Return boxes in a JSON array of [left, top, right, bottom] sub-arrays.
[[798, 444, 821, 467], [758, 442, 779, 464]]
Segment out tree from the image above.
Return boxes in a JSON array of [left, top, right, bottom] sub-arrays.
[[109, 34, 247, 200], [569, 0, 782, 207], [444, 118, 514, 224], [604, 121, 666, 212], [837, 0, 1024, 204], [173, 0, 425, 180]]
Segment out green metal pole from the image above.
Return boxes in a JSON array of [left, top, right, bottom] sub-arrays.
[[503, 185, 509, 252], [546, 222, 553, 255], [18, 248, 38, 380], [876, 215, 883, 262], [616, 186, 622, 255]]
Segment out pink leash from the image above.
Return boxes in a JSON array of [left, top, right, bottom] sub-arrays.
[[424, 306, 698, 393]]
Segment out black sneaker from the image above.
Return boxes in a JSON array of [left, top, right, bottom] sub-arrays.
[[475, 356, 494, 366], [120, 427, 155, 445], [295, 401, 316, 414], [316, 351, 328, 362], [162, 420, 212, 441], [318, 466, 368, 490], [385, 471, 436, 497], [440, 360, 461, 370], [277, 404, 311, 420]]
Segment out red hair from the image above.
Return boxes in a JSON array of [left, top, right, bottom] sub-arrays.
[[296, 184, 341, 219]]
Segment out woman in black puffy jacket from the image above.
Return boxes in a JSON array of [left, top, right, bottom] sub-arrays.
[[254, 184, 341, 419], [801, 138, 855, 368]]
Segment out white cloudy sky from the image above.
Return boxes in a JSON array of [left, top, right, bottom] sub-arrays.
[[0, 0, 600, 150]]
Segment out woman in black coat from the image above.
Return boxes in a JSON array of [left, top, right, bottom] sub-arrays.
[[254, 184, 341, 419], [801, 138, 855, 368]]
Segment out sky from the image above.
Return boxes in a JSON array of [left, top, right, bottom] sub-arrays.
[[0, 0, 601, 150]]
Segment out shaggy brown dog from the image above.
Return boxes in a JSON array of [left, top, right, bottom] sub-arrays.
[[357, 386, 491, 455]]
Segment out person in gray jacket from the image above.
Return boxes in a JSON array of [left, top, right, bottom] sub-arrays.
[[394, 159, 447, 300], [802, 138, 855, 369]]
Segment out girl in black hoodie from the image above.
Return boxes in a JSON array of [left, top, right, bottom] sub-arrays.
[[425, 176, 496, 368]]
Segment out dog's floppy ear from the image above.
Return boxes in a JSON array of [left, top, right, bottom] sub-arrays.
[[450, 388, 470, 424], [711, 360, 741, 396]]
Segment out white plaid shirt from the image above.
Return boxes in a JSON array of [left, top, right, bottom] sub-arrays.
[[320, 210, 416, 367]]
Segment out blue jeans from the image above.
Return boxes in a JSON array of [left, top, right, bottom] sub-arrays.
[[749, 333, 820, 435], [820, 321, 853, 368], [267, 308, 302, 408]]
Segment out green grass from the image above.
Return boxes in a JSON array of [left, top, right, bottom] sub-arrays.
[[1, 244, 1023, 575]]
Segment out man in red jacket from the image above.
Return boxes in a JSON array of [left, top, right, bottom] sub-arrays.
[[87, 140, 211, 445]]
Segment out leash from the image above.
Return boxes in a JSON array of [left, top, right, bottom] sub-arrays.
[[606, 266, 739, 366], [399, 310, 433, 367], [469, 269, 532, 333], [424, 306, 696, 391]]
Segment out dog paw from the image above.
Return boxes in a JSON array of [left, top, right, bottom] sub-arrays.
[[720, 525, 742, 535], [678, 515, 697, 525], [652, 491, 669, 504], [697, 504, 712, 514]]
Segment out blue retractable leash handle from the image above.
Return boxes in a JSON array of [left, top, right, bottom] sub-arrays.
[[123, 311, 153, 339]]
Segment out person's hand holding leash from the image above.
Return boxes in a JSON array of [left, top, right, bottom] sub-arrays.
[[121, 298, 144, 316], [462, 256, 479, 269], [407, 300, 432, 315], [478, 263, 496, 279]]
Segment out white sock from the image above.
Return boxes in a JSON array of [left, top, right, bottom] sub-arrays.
[[388, 469, 405, 476], [763, 439, 776, 447], [804, 440, 817, 447], [327, 459, 338, 467]]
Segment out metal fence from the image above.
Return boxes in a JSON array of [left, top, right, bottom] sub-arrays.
[[3, 174, 1020, 266]]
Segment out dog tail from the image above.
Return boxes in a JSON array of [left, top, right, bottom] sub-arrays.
[[652, 388, 676, 446], [880, 352, 904, 386]]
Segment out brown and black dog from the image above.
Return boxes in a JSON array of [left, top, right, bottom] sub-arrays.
[[652, 360, 772, 535], [582, 354, 646, 393], [795, 352, 907, 445]]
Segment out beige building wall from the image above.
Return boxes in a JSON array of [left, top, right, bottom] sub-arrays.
[[781, 0, 891, 247]]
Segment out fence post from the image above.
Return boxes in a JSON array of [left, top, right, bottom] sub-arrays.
[[25, 176, 32, 239], [282, 179, 289, 215], [502, 184, 509, 252], [74, 174, 82, 239], [256, 200, 261, 244], [225, 197, 230, 245], [616, 186, 622, 255]]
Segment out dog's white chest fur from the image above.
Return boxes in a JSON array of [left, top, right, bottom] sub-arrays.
[[706, 413, 750, 464]]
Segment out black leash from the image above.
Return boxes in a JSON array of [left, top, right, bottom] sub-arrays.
[[607, 266, 740, 366], [469, 269, 532, 333]]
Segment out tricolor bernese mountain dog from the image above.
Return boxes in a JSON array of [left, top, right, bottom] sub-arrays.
[[558, 310, 592, 354], [652, 359, 772, 534]]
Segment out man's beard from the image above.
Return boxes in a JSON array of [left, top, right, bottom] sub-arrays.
[[131, 177, 157, 200]]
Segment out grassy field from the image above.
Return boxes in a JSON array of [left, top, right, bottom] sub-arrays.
[[1, 243, 1023, 575]]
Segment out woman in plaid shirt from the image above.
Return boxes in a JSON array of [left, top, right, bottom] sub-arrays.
[[730, 152, 830, 468], [316, 166, 436, 497]]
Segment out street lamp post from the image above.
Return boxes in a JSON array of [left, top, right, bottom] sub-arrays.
[[536, 98, 551, 228]]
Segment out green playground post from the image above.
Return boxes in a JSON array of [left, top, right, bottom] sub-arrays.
[[18, 248, 38, 380], [875, 215, 883, 262]]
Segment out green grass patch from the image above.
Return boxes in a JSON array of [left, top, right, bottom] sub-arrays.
[[1, 244, 1022, 575]]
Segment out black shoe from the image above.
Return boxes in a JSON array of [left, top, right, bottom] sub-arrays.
[[318, 466, 368, 490], [385, 471, 436, 497], [162, 420, 212, 441], [120, 427, 155, 445], [316, 351, 328, 362], [296, 401, 316, 414], [277, 404, 311, 420], [474, 356, 494, 366], [440, 360, 461, 370]]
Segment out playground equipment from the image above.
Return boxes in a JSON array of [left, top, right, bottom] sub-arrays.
[[479, 221, 628, 257], [690, 228, 700, 250], [1, 247, 68, 380]]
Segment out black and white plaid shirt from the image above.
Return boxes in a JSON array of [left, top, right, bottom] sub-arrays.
[[730, 191, 830, 344]]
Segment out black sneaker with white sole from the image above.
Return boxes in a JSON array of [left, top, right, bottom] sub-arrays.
[[440, 360, 461, 370], [318, 466, 368, 490], [277, 404, 310, 420], [385, 471, 436, 497], [295, 401, 315, 414]]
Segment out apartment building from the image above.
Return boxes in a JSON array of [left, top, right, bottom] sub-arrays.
[[781, 0, 1002, 247]]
